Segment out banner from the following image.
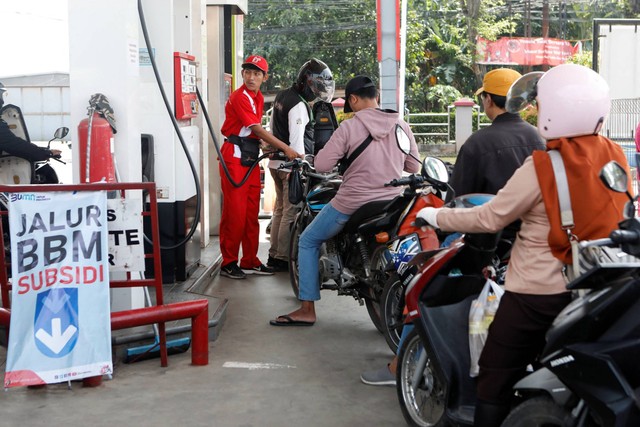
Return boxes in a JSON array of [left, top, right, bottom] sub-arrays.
[[4, 191, 112, 388], [477, 37, 578, 66]]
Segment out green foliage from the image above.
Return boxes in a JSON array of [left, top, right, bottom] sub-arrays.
[[245, 0, 635, 116], [244, 0, 378, 93], [520, 106, 538, 127], [566, 50, 592, 67], [425, 85, 463, 111]]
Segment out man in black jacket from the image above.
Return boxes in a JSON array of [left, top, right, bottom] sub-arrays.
[[448, 68, 544, 199]]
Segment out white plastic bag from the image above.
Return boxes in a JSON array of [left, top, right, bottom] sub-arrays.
[[468, 279, 504, 377]]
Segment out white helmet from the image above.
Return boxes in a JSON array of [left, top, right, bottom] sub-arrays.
[[506, 64, 610, 140]]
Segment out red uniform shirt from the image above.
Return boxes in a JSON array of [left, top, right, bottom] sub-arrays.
[[221, 84, 264, 139]]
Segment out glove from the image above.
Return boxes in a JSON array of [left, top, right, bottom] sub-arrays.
[[417, 207, 441, 228]]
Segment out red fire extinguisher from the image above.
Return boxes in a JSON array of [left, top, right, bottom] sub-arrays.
[[77, 112, 116, 183]]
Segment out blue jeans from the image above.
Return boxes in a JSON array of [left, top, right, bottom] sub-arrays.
[[298, 204, 350, 301]]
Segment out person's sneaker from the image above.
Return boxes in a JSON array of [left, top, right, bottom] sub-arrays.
[[267, 256, 289, 272], [220, 262, 246, 279], [360, 364, 396, 386], [267, 256, 280, 267], [242, 264, 275, 276]]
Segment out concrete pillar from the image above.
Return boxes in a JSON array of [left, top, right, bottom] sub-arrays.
[[454, 98, 476, 153], [68, 0, 144, 311], [377, 0, 400, 111]]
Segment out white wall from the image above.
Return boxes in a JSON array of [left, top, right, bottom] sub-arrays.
[[598, 23, 640, 100]]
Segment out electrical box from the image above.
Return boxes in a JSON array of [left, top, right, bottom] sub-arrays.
[[173, 52, 198, 120]]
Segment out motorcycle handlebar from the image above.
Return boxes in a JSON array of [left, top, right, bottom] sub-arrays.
[[609, 229, 640, 244], [384, 175, 426, 188], [279, 159, 338, 180], [279, 158, 307, 169], [413, 217, 429, 227]]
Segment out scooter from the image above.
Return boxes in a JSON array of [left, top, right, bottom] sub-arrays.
[[0, 105, 68, 276], [395, 192, 500, 426], [396, 161, 640, 427], [501, 160, 640, 427], [0, 104, 67, 185]]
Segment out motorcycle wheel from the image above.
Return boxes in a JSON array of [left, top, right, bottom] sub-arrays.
[[397, 328, 446, 427], [380, 273, 404, 353], [288, 213, 306, 298], [364, 246, 388, 334], [501, 396, 569, 427], [34, 163, 59, 184]]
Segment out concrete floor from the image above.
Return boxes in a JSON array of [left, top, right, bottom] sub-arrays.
[[0, 221, 404, 426]]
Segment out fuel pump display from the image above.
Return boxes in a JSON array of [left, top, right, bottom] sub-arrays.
[[173, 52, 198, 120]]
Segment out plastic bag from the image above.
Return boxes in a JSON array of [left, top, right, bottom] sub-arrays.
[[288, 170, 304, 205], [468, 279, 504, 377]]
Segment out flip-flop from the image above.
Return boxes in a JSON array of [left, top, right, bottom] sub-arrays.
[[269, 315, 315, 327]]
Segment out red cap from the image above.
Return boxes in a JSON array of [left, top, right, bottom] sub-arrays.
[[242, 55, 268, 73]]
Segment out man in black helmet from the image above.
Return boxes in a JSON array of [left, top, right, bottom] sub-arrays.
[[266, 58, 335, 272], [0, 82, 62, 161]]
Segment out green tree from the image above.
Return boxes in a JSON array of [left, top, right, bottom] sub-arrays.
[[245, 0, 636, 113], [404, 0, 517, 111], [244, 0, 378, 93]]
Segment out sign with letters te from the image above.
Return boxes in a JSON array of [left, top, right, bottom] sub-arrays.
[[4, 191, 113, 388], [107, 197, 145, 272]]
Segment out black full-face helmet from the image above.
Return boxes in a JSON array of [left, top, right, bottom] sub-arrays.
[[295, 58, 335, 103]]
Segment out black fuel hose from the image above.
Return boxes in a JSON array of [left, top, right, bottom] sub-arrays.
[[195, 87, 271, 188], [138, 0, 200, 250]]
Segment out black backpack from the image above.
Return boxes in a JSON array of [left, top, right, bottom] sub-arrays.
[[312, 101, 338, 154]]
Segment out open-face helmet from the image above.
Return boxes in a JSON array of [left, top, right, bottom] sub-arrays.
[[506, 64, 610, 140], [295, 59, 335, 103]]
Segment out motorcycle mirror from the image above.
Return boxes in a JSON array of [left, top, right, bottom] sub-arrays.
[[421, 157, 449, 184], [600, 161, 636, 218], [54, 127, 69, 140], [505, 71, 544, 114], [599, 161, 629, 195], [48, 127, 69, 149], [395, 125, 411, 154]]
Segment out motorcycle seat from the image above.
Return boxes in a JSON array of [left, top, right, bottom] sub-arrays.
[[342, 199, 395, 234]]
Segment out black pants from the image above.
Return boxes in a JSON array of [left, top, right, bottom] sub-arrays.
[[476, 290, 572, 404]]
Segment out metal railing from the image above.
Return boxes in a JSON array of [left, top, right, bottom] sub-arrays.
[[602, 98, 640, 168], [404, 107, 489, 146], [404, 111, 451, 142]]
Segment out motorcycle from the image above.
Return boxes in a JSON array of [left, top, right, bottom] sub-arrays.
[[0, 104, 68, 274], [0, 104, 67, 185], [396, 161, 640, 427], [501, 160, 640, 427], [285, 154, 446, 332], [376, 171, 446, 352], [395, 191, 501, 426]]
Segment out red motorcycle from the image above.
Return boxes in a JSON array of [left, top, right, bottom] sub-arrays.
[[395, 193, 510, 426]]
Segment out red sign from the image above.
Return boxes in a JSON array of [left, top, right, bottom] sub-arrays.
[[476, 37, 578, 66]]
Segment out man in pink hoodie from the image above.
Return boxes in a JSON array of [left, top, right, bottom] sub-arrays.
[[270, 75, 421, 326]]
